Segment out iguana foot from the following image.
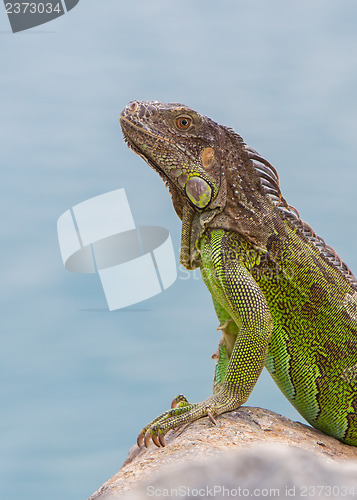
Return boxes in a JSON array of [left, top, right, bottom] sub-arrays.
[[137, 389, 241, 447]]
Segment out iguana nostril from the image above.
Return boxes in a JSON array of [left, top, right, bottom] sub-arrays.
[[128, 101, 139, 113]]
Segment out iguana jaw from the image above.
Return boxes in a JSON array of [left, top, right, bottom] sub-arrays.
[[121, 120, 175, 194], [120, 101, 227, 269], [120, 110, 189, 221]]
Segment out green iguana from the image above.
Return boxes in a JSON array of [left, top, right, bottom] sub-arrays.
[[120, 100, 357, 448]]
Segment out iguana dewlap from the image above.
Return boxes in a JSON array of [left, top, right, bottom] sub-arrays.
[[120, 100, 357, 448]]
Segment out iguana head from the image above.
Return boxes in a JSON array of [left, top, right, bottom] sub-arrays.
[[120, 101, 226, 217], [120, 100, 284, 268]]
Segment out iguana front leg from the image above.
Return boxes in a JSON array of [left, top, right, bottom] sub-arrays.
[[138, 233, 273, 447], [211, 299, 240, 394]]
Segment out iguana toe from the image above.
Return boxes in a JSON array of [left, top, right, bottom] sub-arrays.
[[137, 396, 195, 447], [137, 389, 241, 447]]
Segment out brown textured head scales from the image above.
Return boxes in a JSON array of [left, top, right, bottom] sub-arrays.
[[120, 100, 282, 248]]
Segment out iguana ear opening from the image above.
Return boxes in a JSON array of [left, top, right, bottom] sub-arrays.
[[201, 147, 215, 168]]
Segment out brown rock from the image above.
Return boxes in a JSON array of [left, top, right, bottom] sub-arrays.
[[89, 407, 357, 499]]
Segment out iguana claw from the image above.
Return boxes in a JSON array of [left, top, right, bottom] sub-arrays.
[[144, 431, 152, 448], [138, 428, 166, 447], [208, 411, 217, 425], [159, 432, 166, 447], [137, 430, 145, 447], [150, 432, 162, 448]]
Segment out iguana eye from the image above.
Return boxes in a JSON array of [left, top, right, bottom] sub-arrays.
[[175, 116, 192, 130]]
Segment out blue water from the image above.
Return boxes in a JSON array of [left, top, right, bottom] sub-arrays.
[[1, 1, 357, 498]]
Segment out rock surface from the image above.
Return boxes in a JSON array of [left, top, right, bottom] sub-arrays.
[[89, 407, 357, 499]]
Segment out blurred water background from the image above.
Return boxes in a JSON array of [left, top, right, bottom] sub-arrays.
[[1, 1, 357, 498]]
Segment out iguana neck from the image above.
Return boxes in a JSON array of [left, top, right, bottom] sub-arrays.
[[180, 133, 282, 268], [180, 203, 222, 270], [205, 134, 281, 250]]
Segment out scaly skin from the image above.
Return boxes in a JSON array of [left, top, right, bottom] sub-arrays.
[[120, 100, 357, 447]]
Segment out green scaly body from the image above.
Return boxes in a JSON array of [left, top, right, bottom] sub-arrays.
[[200, 227, 357, 445], [120, 100, 357, 447]]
